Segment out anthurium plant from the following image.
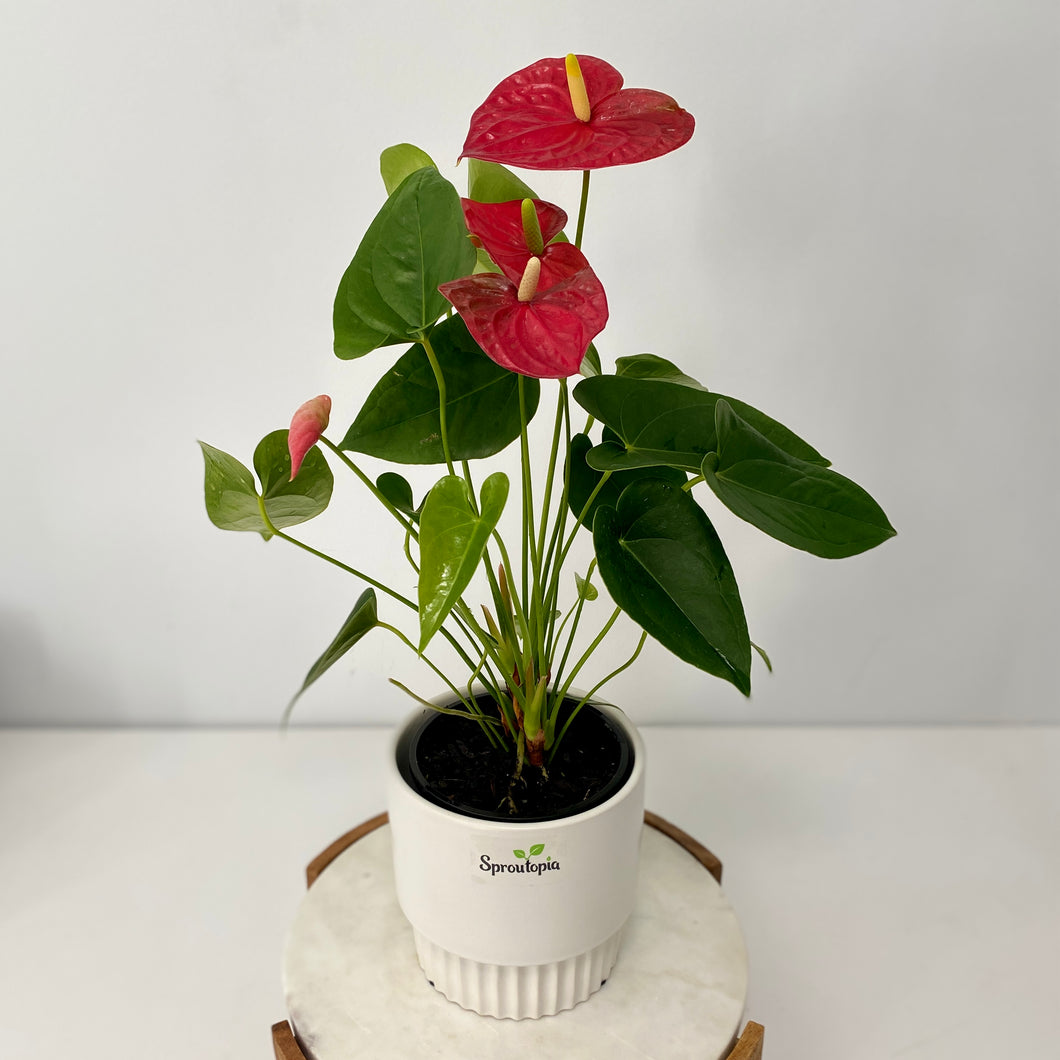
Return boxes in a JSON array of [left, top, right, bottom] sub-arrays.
[[201, 54, 894, 790]]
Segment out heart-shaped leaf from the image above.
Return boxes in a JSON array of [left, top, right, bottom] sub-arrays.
[[418, 472, 509, 649], [199, 442, 262, 534], [703, 400, 896, 558], [593, 479, 751, 693], [372, 168, 475, 332], [199, 433, 333, 539], [254, 430, 333, 531], [334, 167, 476, 358], [575, 571, 598, 601], [573, 376, 829, 472], [282, 589, 379, 725], [340, 315, 539, 463]]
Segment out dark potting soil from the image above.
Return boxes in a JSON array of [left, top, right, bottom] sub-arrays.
[[407, 699, 632, 821]]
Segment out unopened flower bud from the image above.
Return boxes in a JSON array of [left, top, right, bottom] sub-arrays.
[[288, 395, 331, 479]]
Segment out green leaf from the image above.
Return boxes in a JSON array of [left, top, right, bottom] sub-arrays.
[[333, 271, 405, 360], [380, 143, 436, 196], [513, 849, 526, 859], [372, 168, 476, 331], [282, 589, 379, 725], [473, 246, 503, 275], [593, 479, 751, 694], [340, 315, 539, 463], [418, 472, 509, 649], [334, 167, 476, 357], [467, 159, 539, 204], [615, 353, 707, 390], [575, 572, 598, 601], [703, 400, 896, 558], [254, 430, 334, 531], [579, 342, 602, 378], [376, 472, 419, 520], [199, 441, 264, 534], [573, 376, 829, 473], [567, 432, 686, 528], [199, 434, 332, 539], [529, 843, 544, 856]]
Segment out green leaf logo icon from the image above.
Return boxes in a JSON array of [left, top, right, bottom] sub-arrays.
[[513, 849, 526, 859], [529, 843, 545, 857]]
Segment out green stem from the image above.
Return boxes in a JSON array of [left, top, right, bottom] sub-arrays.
[[461, 461, 477, 510], [556, 606, 622, 703], [542, 468, 611, 636], [420, 330, 455, 476], [403, 528, 418, 573], [550, 631, 647, 759], [517, 376, 543, 661], [550, 558, 597, 692], [542, 382, 573, 660], [389, 679, 505, 726], [258, 499, 482, 682], [490, 534, 533, 693], [574, 170, 590, 249], [378, 623, 505, 750], [320, 437, 417, 540], [535, 382, 566, 585], [378, 623, 471, 710], [682, 474, 705, 491], [259, 498, 416, 611]]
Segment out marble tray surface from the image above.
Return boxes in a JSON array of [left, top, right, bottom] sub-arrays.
[[284, 821, 749, 1059]]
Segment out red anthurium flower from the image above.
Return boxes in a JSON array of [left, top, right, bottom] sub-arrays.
[[288, 394, 331, 479], [439, 243, 607, 379], [461, 197, 568, 285], [460, 54, 695, 171]]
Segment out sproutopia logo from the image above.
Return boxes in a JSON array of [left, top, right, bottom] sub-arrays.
[[479, 843, 561, 877]]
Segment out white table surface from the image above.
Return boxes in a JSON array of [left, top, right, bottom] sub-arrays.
[[1, 725, 1057, 1060]]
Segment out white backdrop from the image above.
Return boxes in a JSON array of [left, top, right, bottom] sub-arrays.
[[1, 0, 1056, 726]]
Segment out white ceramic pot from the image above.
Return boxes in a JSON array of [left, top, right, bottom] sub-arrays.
[[386, 698, 646, 1020]]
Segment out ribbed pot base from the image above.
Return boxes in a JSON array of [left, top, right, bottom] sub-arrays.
[[413, 927, 624, 1020]]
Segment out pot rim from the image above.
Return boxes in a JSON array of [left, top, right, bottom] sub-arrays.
[[388, 697, 645, 830]]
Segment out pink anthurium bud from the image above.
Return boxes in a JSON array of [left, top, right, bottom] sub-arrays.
[[288, 395, 332, 480], [461, 55, 694, 171]]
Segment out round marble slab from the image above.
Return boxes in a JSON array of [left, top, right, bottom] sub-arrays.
[[284, 821, 748, 1059]]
